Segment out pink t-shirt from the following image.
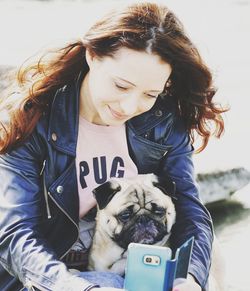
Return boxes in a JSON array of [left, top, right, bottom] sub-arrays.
[[76, 116, 138, 218]]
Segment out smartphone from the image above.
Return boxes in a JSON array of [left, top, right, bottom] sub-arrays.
[[163, 236, 194, 291], [174, 236, 194, 279], [124, 243, 172, 291]]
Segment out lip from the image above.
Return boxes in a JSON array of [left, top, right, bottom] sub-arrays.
[[108, 106, 128, 120]]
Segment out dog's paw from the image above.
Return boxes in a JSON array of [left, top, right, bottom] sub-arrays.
[[109, 258, 127, 275]]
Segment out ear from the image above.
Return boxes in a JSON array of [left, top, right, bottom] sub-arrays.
[[92, 181, 121, 210], [152, 175, 177, 200]]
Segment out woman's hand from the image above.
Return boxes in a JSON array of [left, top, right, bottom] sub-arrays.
[[172, 274, 201, 291]]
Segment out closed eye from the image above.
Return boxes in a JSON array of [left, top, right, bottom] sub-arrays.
[[115, 83, 157, 99], [146, 94, 158, 99], [114, 83, 128, 90]]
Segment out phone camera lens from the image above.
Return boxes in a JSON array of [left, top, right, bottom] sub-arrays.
[[145, 257, 152, 263]]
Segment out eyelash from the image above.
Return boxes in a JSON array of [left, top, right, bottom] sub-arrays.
[[115, 84, 128, 90], [114, 83, 157, 99]]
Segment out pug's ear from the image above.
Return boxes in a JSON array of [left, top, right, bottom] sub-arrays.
[[152, 175, 177, 200], [92, 181, 121, 210]]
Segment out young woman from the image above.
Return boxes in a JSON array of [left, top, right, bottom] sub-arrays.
[[0, 2, 226, 291]]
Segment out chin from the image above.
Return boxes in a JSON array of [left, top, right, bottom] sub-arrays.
[[100, 114, 128, 126]]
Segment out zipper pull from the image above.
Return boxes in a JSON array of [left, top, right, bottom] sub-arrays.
[[40, 160, 52, 219], [40, 160, 46, 176]]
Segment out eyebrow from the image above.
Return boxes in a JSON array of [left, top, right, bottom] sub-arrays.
[[115, 76, 163, 92]]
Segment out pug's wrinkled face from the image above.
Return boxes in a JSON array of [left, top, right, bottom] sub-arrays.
[[93, 173, 176, 249]]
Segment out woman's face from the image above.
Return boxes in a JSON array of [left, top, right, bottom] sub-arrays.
[[81, 47, 172, 126]]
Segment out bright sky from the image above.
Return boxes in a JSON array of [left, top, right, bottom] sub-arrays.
[[1, 0, 250, 173]]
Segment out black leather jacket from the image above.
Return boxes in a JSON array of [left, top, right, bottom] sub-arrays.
[[0, 75, 213, 290]]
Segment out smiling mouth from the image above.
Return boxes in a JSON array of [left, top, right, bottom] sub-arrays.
[[108, 106, 128, 120]]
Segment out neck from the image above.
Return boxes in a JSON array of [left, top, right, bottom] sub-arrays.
[[79, 73, 91, 118]]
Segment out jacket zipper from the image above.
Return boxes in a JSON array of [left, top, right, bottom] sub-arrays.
[[40, 160, 51, 219], [40, 160, 79, 259], [18, 170, 79, 291], [48, 193, 79, 259]]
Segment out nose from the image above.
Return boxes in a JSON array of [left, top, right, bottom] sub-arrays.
[[119, 94, 141, 116], [137, 215, 150, 224]]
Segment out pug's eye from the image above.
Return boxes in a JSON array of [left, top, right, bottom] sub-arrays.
[[151, 204, 166, 217], [118, 210, 132, 223], [154, 208, 166, 217]]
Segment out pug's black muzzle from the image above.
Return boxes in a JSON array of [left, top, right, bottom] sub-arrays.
[[114, 214, 169, 249]]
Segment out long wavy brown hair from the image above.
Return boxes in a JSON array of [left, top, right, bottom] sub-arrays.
[[0, 2, 227, 154]]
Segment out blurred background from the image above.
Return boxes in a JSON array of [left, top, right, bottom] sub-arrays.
[[0, 0, 250, 290]]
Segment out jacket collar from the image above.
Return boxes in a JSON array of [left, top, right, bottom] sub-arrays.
[[47, 73, 81, 157], [47, 73, 174, 156], [127, 96, 174, 135]]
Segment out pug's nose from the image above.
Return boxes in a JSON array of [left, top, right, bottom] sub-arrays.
[[138, 215, 150, 224]]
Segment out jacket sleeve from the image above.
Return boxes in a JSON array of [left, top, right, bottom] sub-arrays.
[[161, 118, 214, 290], [0, 134, 97, 291]]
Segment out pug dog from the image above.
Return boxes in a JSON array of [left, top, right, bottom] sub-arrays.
[[87, 173, 177, 275]]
